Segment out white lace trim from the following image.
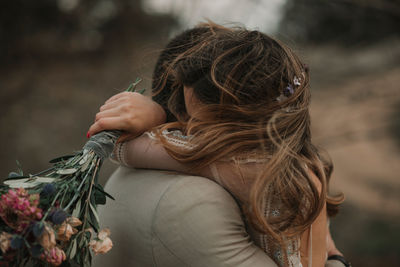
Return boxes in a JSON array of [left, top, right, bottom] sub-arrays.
[[110, 141, 129, 167], [146, 130, 271, 164], [145, 130, 196, 150]]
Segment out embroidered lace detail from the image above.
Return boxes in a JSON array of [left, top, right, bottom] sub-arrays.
[[145, 130, 196, 150], [146, 130, 271, 164], [258, 192, 302, 267], [110, 141, 129, 167]]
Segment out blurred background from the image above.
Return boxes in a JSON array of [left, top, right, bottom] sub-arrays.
[[0, 0, 399, 266]]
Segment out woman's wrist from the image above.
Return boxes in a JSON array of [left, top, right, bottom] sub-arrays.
[[110, 141, 130, 167]]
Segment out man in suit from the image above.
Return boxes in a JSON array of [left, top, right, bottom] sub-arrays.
[[93, 167, 346, 267]]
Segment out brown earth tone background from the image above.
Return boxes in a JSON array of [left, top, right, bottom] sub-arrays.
[[1, 1, 399, 266]]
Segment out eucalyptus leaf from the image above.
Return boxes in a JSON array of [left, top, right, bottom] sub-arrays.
[[49, 155, 74, 164], [4, 175, 30, 181], [78, 154, 90, 165], [79, 235, 87, 247], [89, 203, 100, 225], [94, 184, 115, 200], [3, 178, 40, 188], [32, 177, 58, 183], [80, 156, 93, 172], [94, 189, 106, 205], [69, 239, 77, 259], [71, 199, 81, 218], [56, 168, 77, 175]]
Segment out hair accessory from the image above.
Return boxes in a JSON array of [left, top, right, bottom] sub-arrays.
[[276, 76, 301, 103]]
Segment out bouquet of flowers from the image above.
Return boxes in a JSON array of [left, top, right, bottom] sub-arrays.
[[0, 79, 142, 267]]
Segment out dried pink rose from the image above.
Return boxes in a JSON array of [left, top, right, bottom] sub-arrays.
[[56, 216, 82, 242], [57, 222, 77, 242], [66, 216, 82, 227], [0, 188, 42, 232], [40, 247, 66, 266], [89, 228, 113, 255]]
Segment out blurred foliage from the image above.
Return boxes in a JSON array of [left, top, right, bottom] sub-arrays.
[[0, 0, 176, 64], [279, 0, 400, 45]]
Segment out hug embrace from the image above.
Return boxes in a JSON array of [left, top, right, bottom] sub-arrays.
[[89, 22, 350, 267]]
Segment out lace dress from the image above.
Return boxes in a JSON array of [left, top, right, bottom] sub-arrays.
[[112, 129, 312, 267]]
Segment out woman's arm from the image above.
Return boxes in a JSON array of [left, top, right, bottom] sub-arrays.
[[115, 134, 189, 172], [87, 92, 166, 141]]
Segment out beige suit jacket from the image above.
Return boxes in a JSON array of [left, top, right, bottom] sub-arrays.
[[93, 167, 343, 267]]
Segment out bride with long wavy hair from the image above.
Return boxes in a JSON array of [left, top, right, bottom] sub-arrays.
[[91, 22, 344, 267]]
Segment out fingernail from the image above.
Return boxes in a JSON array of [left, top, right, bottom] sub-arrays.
[[86, 131, 91, 138]]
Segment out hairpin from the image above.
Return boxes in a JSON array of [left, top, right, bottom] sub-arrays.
[[276, 76, 301, 103]]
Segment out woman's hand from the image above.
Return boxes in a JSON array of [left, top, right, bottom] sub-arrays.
[[87, 92, 166, 141]]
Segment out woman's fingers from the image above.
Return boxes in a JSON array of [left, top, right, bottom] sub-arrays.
[[88, 117, 127, 137], [100, 97, 127, 112], [95, 108, 123, 122], [105, 91, 133, 105], [88, 91, 166, 138]]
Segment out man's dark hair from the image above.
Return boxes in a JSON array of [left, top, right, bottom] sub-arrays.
[[151, 27, 213, 122]]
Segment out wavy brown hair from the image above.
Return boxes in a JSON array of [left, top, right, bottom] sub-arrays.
[[153, 23, 343, 247]]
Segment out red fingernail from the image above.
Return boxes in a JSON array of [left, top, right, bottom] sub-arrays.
[[86, 131, 91, 138]]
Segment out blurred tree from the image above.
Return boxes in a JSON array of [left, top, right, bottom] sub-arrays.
[[0, 0, 176, 65], [278, 0, 400, 45]]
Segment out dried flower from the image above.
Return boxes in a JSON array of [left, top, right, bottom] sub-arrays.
[[0, 188, 42, 232], [41, 184, 56, 196], [0, 232, 12, 253], [40, 246, 66, 266], [56, 215, 82, 242], [293, 76, 301, 86], [32, 222, 45, 237], [66, 216, 82, 227], [38, 224, 56, 250], [57, 222, 76, 242], [89, 228, 113, 255], [284, 84, 294, 96], [10, 235, 24, 249], [50, 209, 68, 225], [0, 83, 134, 265]]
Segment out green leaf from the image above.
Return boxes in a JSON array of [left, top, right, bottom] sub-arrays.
[[125, 83, 134, 92], [94, 184, 115, 200], [125, 77, 142, 92], [3, 178, 40, 188], [80, 159, 91, 172], [56, 168, 78, 175], [49, 155, 75, 164], [89, 203, 100, 225], [69, 239, 77, 259], [5, 174, 29, 180], [32, 177, 58, 183], [71, 199, 81, 218], [84, 252, 91, 267], [94, 189, 106, 205]]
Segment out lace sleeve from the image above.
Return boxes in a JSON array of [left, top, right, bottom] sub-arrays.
[[145, 129, 195, 150], [110, 141, 130, 167]]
